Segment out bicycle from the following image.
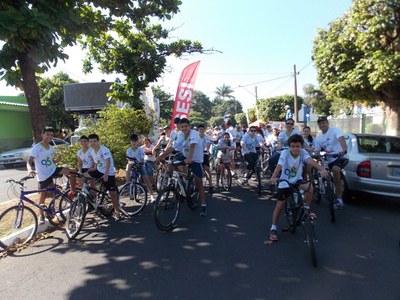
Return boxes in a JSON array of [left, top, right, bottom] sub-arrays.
[[0, 175, 73, 249], [255, 147, 264, 195], [153, 159, 200, 232], [118, 158, 148, 216], [276, 178, 319, 267], [65, 172, 114, 239], [217, 161, 232, 191], [311, 153, 348, 223]]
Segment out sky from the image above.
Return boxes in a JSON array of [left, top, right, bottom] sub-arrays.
[[0, 0, 353, 111]]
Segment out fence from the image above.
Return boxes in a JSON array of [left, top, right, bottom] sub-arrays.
[[307, 112, 388, 135]]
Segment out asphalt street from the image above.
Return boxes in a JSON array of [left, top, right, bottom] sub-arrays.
[[1, 176, 400, 300]]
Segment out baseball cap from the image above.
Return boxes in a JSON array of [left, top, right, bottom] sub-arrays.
[[317, 116, 328, 123], [163, 125, 170, 130]]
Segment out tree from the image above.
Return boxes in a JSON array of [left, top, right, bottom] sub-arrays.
[[302, 83, 335, 116], [188, 111, 208, 127], [38, 72, 77, 131], [258, 95, 303, 121], [212, 99, 243, 118], [191, 91, 213, 120], [215, 84, 234, 100], [313, 0, 400, 134], [0, 1, 207, 142], [152, 85, 174, 125]]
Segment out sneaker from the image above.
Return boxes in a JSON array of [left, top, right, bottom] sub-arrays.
[[269, 229, 278, 241], [38, 215, 45, 225], [200, 205, 207, 217], [334, 200, 344, 210], [241, 177, 248, 184], [150, 194, 156, 203]]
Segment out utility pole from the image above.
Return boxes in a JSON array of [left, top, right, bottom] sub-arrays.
[[293, 64, 298, 123], [255, 86, 260, 120]]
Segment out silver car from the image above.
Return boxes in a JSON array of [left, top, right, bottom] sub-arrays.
[[342, 133, 400, 200], [0, 138, 69, 167]]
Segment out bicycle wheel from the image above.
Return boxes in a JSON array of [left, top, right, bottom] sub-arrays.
[[0, 205, 38, 249], [324, 177, 336, 223], [155, 168, 165, 193], [98, 191, 114, 217], [312, 171, 322, 204], [154, 186, 181, 231], [302, 217, 318, 267], [48, 192, 73, 226], [119, 182, 147, 216], [284, 197, 297, 233], [65, 194, 86, 240], [221, 166, 232, 191], [186, 179, 200, 210]]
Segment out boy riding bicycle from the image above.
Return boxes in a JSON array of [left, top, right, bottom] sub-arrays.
[[268, 134, 328, 241]]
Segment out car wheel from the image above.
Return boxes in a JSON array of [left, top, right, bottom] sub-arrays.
[[341, 173, 353, 202]]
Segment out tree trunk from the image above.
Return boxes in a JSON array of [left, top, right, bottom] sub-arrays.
[[385, 106, 400, 136], [18, 53, 46, 143]]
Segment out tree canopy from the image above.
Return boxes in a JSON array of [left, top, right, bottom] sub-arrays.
[[0, 1, 206, 141], [313, 0, 400, 133]]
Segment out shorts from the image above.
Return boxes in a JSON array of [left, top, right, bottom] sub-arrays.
[[144, 161, 154, 177], [276, 179, 304, 201], [328, 157, 349, 170], [189, 162, 204, 178], [203, 153, 210, 167], [88, 170, 117, 192], [38, 167, 63, 189], [126, 163, 147, 177]]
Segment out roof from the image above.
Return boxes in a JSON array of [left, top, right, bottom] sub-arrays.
[[0, 96, 29, 112]]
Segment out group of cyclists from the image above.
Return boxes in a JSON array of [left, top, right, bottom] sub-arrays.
[[26, 114, 348, 241]]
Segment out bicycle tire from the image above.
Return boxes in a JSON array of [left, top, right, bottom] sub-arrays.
[[98, 191, 114, 217], [0, 205, 38, 249], [324, 177, 336, 223], [285, 197, 297, 233], [302, 217, 318, 267], [312, 171, 322, 204], [48, 192, 73, 226], [154, 186, 181, 231], [119, 182, 147, 216], [186, 179, 200, 210], [221, 166, 232, 191], [65, 193, 86, 240], [155, 168, 165, 193]]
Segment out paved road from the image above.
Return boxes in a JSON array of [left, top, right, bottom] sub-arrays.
[[0, 164, 36, 203], [1, 177, 400, 299]]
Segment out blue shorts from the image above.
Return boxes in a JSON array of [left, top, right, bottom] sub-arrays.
[[144, 161, 154, 177], [190, 162, 204, 178]]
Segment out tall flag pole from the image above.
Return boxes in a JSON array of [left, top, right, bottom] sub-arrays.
[[170, 61, 201, 127]]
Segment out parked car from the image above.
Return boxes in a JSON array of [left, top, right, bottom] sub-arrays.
[[342, 133, 400, 200], [0, 138, 70, 167]]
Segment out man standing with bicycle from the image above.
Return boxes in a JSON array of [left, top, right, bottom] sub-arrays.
[[314, 116, 348, 209], [27, 127, 76, 224]]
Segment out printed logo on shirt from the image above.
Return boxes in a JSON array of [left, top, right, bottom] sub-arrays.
[[41, 157, 52, 167], [284, 166, 298, 179]]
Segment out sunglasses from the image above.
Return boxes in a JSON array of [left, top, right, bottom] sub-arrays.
[[286, 123, 294, 125], [250, 130, 256, 132]]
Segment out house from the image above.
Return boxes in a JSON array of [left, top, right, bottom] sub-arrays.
[[0, 96, 32, 152]]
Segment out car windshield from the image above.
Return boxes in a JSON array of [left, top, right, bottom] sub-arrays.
[[357, 136, 400, 154]]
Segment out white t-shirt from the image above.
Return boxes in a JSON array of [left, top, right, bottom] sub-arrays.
[[30, 142, 56, 181], [171, 131, 184, 152], [77, 148, 94, 170], [278, 130, 302, 149], [92, 145, 115, 176], [126, 147, 145, 162], [241, 133, 264, 154], [174, 129, 204, 163], [314, 127, 344, 163], [278, 149, 310, 188], [199, 134, 211, 152]]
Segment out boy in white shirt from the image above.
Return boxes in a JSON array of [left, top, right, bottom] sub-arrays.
[[268, 134, 328, 241]]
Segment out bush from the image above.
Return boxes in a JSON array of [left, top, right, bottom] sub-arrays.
[[58, 104, 151, 170]]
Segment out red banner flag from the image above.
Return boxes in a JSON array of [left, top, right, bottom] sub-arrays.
[[170, 61, 201, 127]]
